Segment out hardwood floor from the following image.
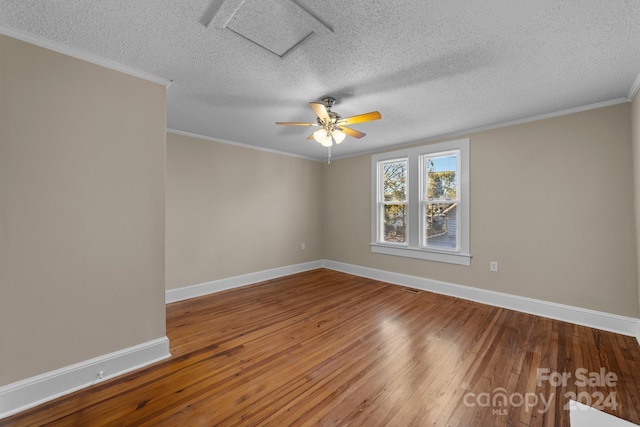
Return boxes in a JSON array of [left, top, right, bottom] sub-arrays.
[[3, 268, 640, 426]]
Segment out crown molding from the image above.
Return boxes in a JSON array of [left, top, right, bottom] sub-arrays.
[[166, 129, 320, 162], [333, 97, 631, 161], [0, 26, 171, 86], [629, 72, 640, 101]]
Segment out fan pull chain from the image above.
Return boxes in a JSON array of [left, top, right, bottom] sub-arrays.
[[327, 146, 331, 164]]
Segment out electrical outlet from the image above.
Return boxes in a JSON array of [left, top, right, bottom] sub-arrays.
[[490, 261, 498, 272], [301, 243, 305, 250]]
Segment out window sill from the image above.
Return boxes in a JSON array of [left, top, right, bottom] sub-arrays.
[[370, 243, 471, 266]]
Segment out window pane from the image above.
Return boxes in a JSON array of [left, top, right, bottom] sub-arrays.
[[383, 204, 406, 243], [424, 202, 457, 250], [383, 161, 406, 202], [425, 154, 457, 201]]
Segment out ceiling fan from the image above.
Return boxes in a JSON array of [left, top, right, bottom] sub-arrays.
[[276, 96, 381, 149]]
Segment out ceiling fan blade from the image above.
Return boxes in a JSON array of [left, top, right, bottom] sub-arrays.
[[338, 126, 366, 139], [337, 111, 381, 126], [275, 121, 318, 126], [307, 133, 315, 140], [309, 102, 330, 121]]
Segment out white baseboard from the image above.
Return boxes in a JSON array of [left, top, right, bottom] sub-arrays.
[[166, 259, 640, 342], [165, 260, 324, 304], [323, 260, 640, 339], [3, 263, 636, 420], [0, 336, 170, 420]]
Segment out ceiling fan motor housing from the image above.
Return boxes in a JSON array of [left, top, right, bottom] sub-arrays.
[[321, 96, 337, 109], [318, 97, 341, 129]]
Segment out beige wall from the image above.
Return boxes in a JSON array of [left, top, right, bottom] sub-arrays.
[[3, 28, 637, 407], [166, 132, 324, 290], [324, 103, 639, 317], [0, 36, 167, 386], [632, 93, 640, 320]]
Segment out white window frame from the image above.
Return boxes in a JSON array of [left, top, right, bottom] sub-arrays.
[[371, 138, 471, 266]]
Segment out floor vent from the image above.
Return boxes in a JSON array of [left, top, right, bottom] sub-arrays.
[[402, 287, 421, 294]]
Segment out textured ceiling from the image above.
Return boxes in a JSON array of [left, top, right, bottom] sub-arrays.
[[1, 0, 640, 161]]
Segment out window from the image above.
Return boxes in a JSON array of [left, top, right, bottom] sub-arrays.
[[380, 159, 407, 244], [371, 139, 470, 265], [421, 151, 459, 251]]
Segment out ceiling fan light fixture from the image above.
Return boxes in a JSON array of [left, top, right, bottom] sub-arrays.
[[276, 96, 381, 152], [333, 130, 346, 144], [313, 128, 332, 147]]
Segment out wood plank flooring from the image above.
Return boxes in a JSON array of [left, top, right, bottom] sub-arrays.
[[3, 268, 640, 426]]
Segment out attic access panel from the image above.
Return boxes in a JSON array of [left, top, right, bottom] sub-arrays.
[[204, 0, 332, 58]]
